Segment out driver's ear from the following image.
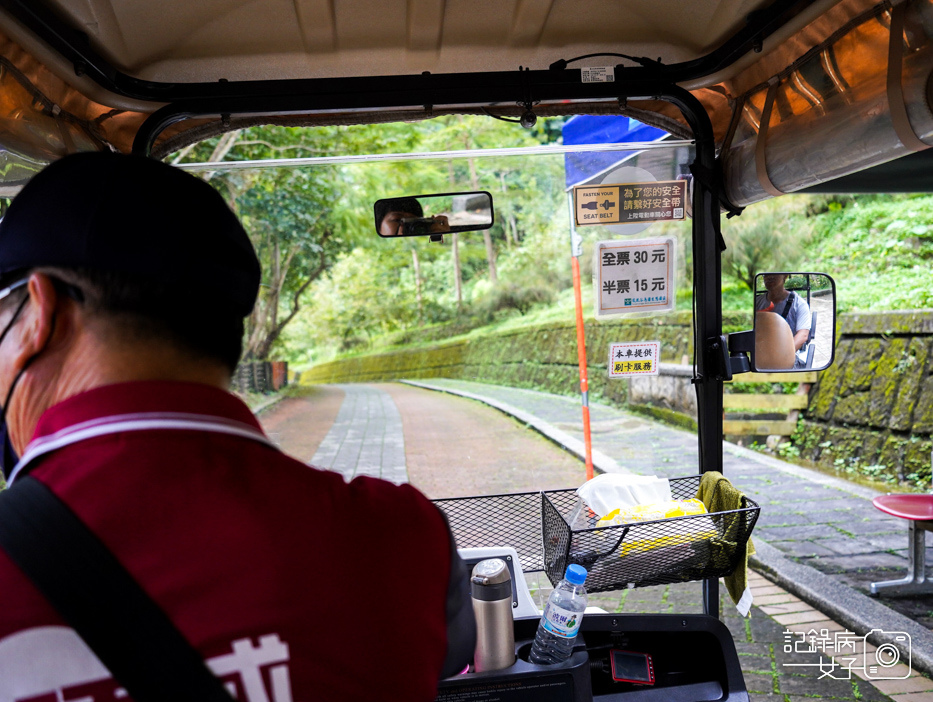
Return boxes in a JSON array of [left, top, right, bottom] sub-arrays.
[[11, 273, 73, 371]]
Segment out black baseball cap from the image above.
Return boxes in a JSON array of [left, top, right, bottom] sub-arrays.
[[0, 151, 261, 316]]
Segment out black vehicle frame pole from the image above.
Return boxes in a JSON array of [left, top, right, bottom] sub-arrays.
[[661, 87, 724, 618]]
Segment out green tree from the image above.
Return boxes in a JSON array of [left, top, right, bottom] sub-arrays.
[[722, 199, 812, 289], [177, 123, 419, 359], [170, 115, 569, 361]]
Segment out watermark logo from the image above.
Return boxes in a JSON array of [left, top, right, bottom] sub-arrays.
[[783, 628, 911, 680]]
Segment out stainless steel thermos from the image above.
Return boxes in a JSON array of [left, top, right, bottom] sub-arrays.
[[471, 558, 515, 672]]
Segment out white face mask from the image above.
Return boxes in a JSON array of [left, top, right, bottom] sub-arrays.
[[0, 281, 29, 479]]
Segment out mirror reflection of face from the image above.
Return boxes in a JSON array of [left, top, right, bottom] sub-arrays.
[[762, 274, 788, 294], [379, 210, 418, 237]]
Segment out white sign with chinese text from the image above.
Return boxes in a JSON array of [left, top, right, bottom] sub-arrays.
[[594, 237, 676, 317], [608, 341, 660, 378], [581, 66, 615, 83]]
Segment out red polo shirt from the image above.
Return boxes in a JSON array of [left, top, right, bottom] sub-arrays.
[[0, 381, 455, 702]]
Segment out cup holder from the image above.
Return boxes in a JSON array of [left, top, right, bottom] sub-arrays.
[[517, 642, 534, 663]]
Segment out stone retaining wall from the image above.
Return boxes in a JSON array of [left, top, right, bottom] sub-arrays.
[[795, 310, 933, 484], [300, 312, 737, 407], [627, 363, 698, 428]]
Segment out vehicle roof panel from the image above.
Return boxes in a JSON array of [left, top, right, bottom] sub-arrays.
[[42, 0, 770, 82]]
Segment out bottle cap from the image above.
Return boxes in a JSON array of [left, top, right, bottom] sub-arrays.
[[565, 564, 588, 585], [471, 558, 511, 585]]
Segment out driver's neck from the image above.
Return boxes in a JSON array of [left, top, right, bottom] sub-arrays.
[[768, 289, 789, 304], [8, 330, 229, 454]]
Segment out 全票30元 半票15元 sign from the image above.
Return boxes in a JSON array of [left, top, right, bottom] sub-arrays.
[[594, 237, 676, 317]]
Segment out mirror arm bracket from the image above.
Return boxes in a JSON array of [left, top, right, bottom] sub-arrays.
[[729, 354, 751, 375], [726, 330, 753, 377], [705, 335, 733, 382], [728, 330, 754, 354]]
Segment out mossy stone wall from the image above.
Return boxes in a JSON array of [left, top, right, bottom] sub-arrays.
[[300, 312, 744, 406], [796, 310, 933, 485]]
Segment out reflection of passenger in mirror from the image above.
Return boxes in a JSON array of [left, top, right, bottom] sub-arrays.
[[755, 274, 812, 369], [755, 311, 796, 369], [402, 214, 449, 236], [376, 197, 423, 237], [375, 197, 450, 237]]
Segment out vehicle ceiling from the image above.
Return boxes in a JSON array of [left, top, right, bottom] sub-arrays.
[[0, 0, 930, 202], [13, 0, 784, 84]]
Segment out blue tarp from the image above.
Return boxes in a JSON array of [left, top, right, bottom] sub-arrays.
[[562, 115, 667, 189]]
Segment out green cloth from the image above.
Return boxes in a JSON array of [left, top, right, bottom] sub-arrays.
[[696, 471, 755, 611]]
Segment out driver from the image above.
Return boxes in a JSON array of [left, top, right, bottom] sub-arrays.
[[755, 273, 812, 368], [0, 152, 474, 701]]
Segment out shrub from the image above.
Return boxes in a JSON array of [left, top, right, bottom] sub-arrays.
[[482, 282, 556, 316]]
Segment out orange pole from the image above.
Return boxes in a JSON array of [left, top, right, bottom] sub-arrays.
[[570, 241, 595, 481]]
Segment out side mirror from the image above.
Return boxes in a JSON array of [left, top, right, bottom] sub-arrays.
[[374, 191, 494, 239], [729, 272, 836, 373]]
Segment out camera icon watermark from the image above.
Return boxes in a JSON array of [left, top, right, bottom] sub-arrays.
[[783, 627, 911, 680]]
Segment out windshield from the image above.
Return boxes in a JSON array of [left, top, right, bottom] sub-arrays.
[[173, 117, 699, 498]]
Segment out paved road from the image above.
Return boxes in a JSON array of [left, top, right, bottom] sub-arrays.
[[309, 384, 408, 483], [405, 380, 933, 677], [260, 382, 588, 494], [264, 380, 933, 626]]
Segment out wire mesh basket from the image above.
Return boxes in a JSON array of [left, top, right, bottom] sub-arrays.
[[434, 475, 759, 594], [543, 475, 759, 592], [434, 491, 545, 573]]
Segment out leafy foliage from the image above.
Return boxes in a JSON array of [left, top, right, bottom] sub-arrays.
[[802, 194, 933, 311], [721, 198, 812, 290], [480, 281, 556, 316], [165, 114, 572, 363], [176, 122, 453, 359], [169, 113, 933, 367]]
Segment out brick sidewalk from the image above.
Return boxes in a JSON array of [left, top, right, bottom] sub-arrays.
[[521, 572, 932, 701]]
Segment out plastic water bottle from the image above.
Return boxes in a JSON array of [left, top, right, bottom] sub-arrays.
[[529, 564, 588, 665]]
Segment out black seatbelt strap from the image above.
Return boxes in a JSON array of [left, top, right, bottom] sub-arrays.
[[780, 292, 795, 319], [0, 476, 234, 702]]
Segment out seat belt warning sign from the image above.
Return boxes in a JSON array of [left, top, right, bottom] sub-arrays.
[[574, 180, 687, 226]]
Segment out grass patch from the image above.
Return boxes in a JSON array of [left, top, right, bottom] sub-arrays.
[[627, 403, 698, 432]]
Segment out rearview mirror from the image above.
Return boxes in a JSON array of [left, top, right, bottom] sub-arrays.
[[374, 191, 494, 239], [751, 272, 836, 372]]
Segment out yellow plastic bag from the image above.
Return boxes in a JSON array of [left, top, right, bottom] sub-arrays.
[[595, 499, 717, 558], [596, 498, 707, 527]]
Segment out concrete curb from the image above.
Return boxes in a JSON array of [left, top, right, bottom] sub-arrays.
[[723, 440, 884, 501], [401, 380, 629, 475], [752, 539, 933, 677], [251, 394, 286, 416]]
